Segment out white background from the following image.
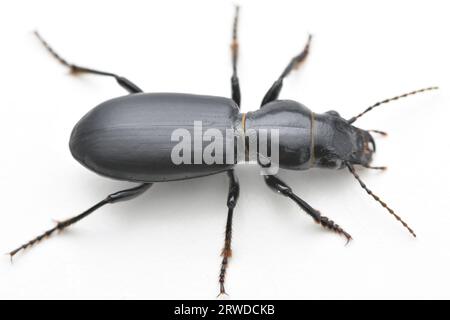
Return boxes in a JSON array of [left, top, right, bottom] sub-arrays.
[[0, 0, 449, 299]]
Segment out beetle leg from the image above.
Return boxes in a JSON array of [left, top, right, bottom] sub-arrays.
[[218, 170, 240, 296], [34, 31, 142, 93], [264, 175, 352, 244], [217, 7, 242, 297], [230, 5, 241, 108], [8, 183, 152, 261], [261, 34, 312, 107]]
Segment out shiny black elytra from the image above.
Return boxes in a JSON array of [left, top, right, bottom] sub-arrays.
[[10, 7, 437, 296]]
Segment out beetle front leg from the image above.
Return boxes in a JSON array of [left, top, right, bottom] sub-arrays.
[[264, 175, 352, 243], [34, 31, 142, 93], [261, 34, 312, 106], [8, 183, 152, 260], [218, 170, 240, 296]]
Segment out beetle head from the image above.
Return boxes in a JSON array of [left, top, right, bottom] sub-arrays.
[[313, 110, 375, 168], [348, 126, 375, 166]]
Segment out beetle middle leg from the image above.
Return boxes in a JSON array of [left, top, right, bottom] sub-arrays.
[[261, 34, 312, 106], [230, 5, 241, 107], [34, 31, 142, 93], [264, 175, 352, 243], [8, 183, 152, 260], [217, 6, 242, 296]]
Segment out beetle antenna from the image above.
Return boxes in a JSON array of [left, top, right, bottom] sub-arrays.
[[345, 163, 416, 237], [348, 86, 438, 124]]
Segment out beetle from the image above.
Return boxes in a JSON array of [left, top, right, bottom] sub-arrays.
[[9, 7, 437, 296]]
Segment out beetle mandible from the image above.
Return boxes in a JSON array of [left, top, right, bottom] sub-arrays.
[[9, 7, 438, 296]]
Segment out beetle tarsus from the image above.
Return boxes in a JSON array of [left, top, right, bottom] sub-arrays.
[[217, 283, 229, 298], [34, 31, 143, 93], [218, 254, 230, 298], [316, 215, 353, 244], [8, 223, 61, 261], [218, 245, 233, 298]]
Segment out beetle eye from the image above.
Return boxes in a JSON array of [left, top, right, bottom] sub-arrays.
[[326, 110, 341, 117]]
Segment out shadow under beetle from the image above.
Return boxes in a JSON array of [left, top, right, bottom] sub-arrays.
[[10, 7, 438, 296]]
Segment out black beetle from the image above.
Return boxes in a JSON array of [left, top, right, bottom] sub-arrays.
[[9, 7, 437, 296]]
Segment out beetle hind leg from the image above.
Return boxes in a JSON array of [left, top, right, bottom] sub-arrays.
[[8, 183, 152, 261], [34, 31, 142, 93]]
